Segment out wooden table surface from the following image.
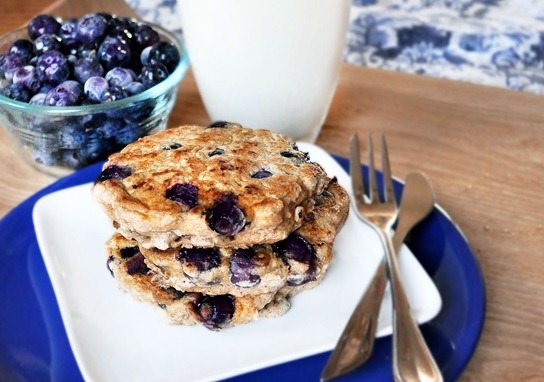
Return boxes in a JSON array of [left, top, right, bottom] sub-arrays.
[[1, 1, 544, 381]]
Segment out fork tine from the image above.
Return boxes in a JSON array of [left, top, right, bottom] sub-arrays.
[[349, 133, 365, 203], [381, 133, 396, 205], [368, 133, 379, 203]]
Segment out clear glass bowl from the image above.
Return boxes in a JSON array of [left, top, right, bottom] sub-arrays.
[[0, 23, 189, 176]]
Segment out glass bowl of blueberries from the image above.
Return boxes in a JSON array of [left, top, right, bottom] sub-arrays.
[[0, 13, 189, 176]]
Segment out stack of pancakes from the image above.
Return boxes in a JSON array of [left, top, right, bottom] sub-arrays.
[[93, 123, 349, 330]]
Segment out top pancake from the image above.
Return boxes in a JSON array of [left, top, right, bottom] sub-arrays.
[[93, 124, 330, 249]]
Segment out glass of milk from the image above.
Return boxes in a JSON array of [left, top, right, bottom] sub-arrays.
[[179, 0, 351, 142]]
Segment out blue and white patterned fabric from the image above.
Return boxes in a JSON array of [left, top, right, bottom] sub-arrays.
[[127, 0, 544, 94]]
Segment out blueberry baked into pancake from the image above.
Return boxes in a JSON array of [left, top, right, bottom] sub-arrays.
[[94, 123, 349, 330], [106, 241, 290, 330], [135, 180, 348, 296]]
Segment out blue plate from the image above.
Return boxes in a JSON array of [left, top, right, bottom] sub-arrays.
[[0, 157, 485, 382]]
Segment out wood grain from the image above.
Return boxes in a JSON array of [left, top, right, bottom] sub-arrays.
[[1, 1, 544, 381]]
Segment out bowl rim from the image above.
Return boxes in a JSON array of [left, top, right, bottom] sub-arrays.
[[0, 21, 189, 116]]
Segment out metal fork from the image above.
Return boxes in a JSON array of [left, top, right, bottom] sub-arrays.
[[347, 133, 442, 382]]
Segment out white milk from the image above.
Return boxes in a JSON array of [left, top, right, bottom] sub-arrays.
[[179, 0, 350, 141]]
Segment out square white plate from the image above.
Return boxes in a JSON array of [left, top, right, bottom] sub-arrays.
[[33, 142, 441, 382]]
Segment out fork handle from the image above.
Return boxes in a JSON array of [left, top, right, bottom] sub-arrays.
[[379, 230, 443, 382], [320, 261, 387, 381]]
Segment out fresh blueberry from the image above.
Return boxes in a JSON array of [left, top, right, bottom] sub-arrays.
[[140, 46, 152, 65], [123, 101, 154, 122], [76, 13, 107, 44], [38, 82, 54, 94], [28, 15, 61, 40], [1, 54, 26, 81], [105, 67, 134, 88], [1, 83, 30, 102], [165, 183, 199, 209], [35, 50, 70, 85], [163, 142, 182, 150], [56, 79, 84, 101], [125, 81, 145, 95], [78, 133, 106, 164], [176, 247, 221, 272], [106, 16, 136, 36], [106, 25, 135, 52], [101, 85, 128, 102], [75, 42, 98, 59], [96, 164, 132, 182], [96, 118, 124, 139], [84, 76, 109, 102], [80, 111, 105, 127], [96, 12, 113, 22], [272, 233, 317, 285], [29, 92, 47, 105], [98, 35, 131, 70], [8, 39, 34, 62], [34, 34, 62, 55], [59, 149, 82, 168], [32, 147, 59, 166], [74, 57, 104, 83], [44, 85, 73, 106], [126, 68, 137, 79], [230, 248, 261, 287], [251, 169, 272, 179], [121, 17, 138, 32], [208, 148, 224, 157], [57, 123, 86, 148], [120, 246, 140, 259], [126, 253, 149, 275], [114, 121, 141, 146], [194, 294, 235, 330], [45, 81, 82, 106], [205, 195, 246, 236], [134, 24, 160, 48], [28, 115, 57, 133], [12, 65, 41, 92], [138, 63, 168, 88], [148, 41, 180, 72], [208, 121, 230, 128], [59, 19, 78, 47]]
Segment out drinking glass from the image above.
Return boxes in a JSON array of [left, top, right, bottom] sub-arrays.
[[179, 0, 350, 142]]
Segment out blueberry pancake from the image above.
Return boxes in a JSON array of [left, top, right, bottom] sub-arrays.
[[106, 241, 290, 330], [93, 123, 330, 249], [111, 180, 350, 297]]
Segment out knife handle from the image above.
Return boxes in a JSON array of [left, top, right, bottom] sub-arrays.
[[381, 231, 443, 382]]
